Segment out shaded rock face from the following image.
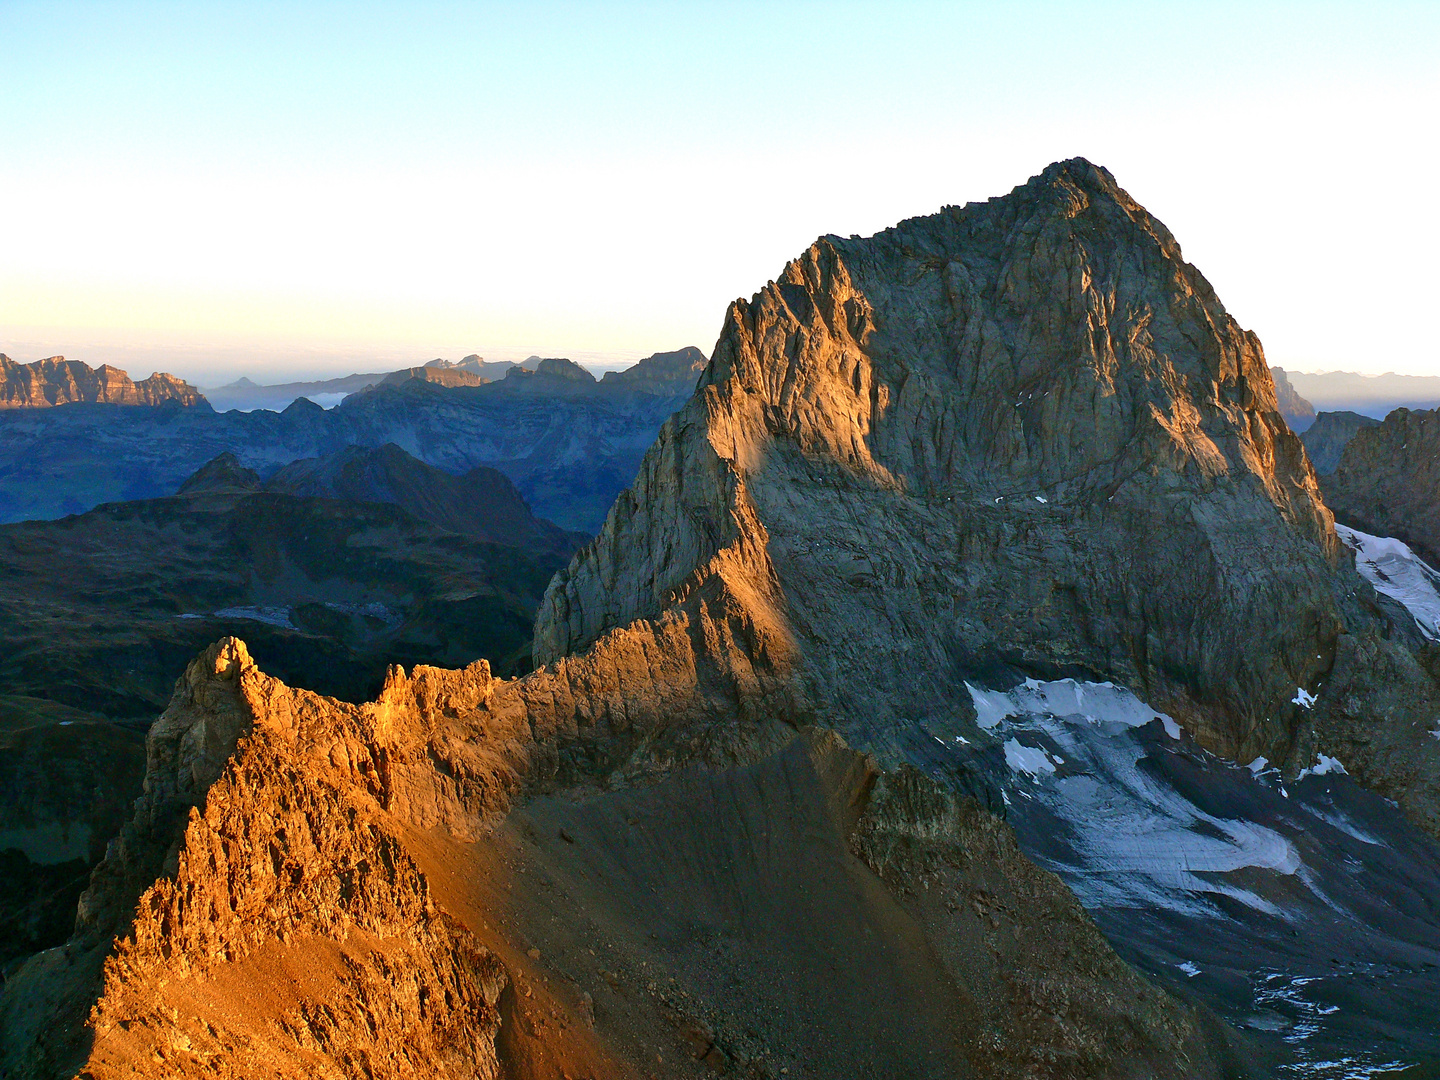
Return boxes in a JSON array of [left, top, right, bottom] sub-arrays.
[[176, 451, 262, 495], [534, 356, 594, 382], [0, 356, 206, 409], [261, 443, 581, 556], [1300, 409, 1380, 475], [1322, 407, 1440, 565], [538, 158, 1343, 763], [499, 356, 598, 391], [1268, 366, 1315, 432]]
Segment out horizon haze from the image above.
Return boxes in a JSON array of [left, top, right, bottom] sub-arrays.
[[2, 1, 1438, 382]]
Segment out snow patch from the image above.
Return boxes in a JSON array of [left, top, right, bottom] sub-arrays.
[[1004, 739, 1056, 776], [1034, 495, 1048, 504], [1336, 523, 1440, 640], [965, 677, 1178, 733], [964, 679, 1302, 916], [1249, 757, 1270, 775], [965, 681, 1018, 730], [1177, 961, 1201, 978], [1293, 687, 1317, 709], [1298, 755, 1348, 781], [213, 605, 297, 630]]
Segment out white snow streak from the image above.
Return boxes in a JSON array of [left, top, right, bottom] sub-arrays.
[[965, 679, 1301, 915], [1335, 523, 1440, 640]]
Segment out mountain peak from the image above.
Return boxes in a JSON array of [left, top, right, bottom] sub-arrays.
[[540, 159, 1341, 764]]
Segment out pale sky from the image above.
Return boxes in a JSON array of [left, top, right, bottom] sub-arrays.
[[2, 1, 1437, 384]]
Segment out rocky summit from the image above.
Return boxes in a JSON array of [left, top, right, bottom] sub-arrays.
[[0, 355, 206, 409], [5, 160, 1440, 1076], [540, 158, 1398, 776]]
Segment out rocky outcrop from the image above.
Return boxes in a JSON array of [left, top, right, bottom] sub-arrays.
[[0, 356, 206, 409], [1321, 407, 1440, 565], [539, 158, 1440, 835], [1, 641, 513, 1079], [1300, 410, 1379, 474], [1269, 366, 1316, 431]]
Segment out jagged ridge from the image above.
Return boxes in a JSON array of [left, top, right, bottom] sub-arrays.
[[0, 356, 206, 409]]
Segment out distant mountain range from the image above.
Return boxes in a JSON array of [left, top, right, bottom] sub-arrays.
[[0, 347, 707, 532], [202, 354, 543, 411], [1271, 367, 1440, 428]]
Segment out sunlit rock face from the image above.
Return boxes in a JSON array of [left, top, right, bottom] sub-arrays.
[[0, 355, 206, 408], [538, 157, 1346, 763]]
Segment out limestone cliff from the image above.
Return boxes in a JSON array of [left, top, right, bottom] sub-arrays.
[[380, 365, 488, 389], [0, 356, 206, 409], [600, 347, 708, 394]]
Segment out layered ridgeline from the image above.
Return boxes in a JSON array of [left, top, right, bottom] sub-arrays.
[[0, 356, 205, 408], [7, 159, 1440, 1076], [0, 349, 704, 531], [0, 444, 580, 974]]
